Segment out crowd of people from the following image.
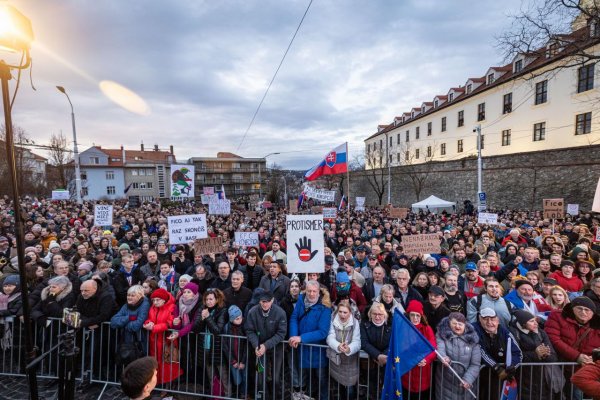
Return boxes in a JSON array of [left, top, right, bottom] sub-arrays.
[[0, 197, 600, 399]]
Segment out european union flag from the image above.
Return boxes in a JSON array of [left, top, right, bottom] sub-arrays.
[[381, 309, 435, 400]]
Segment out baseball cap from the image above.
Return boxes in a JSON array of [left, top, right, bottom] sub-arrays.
[[324, 255, 334, 266], [465, 262, 477, 271], [479, 308, 496, 318], [356, 245, 366, 252], [428, 285, 445, 297]]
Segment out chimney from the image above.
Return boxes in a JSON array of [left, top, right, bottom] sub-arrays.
[[141, 142, 144, 152], [122, 146, 126, 164], [154, 144, 158, 151], [170, 145, 174, 155]]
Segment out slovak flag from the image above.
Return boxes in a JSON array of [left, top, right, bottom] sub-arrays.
[[218, 184, 227, 200], [338, 195, 347, 211], [297, 192, 305, 209], [304, 143, 348, 181]]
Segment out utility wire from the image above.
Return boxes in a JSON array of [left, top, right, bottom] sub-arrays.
[[236, 0, 314, 151]]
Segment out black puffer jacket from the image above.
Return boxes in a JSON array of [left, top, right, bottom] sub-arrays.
[[360, 320, 392, 359], [75, 280, 117, 328], [30, 281, 76, 323]]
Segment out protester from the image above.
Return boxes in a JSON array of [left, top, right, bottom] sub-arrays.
[[120, 356, 159, 400]]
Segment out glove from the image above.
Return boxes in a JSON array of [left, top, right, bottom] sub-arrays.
[[497, 368, 508, 381]]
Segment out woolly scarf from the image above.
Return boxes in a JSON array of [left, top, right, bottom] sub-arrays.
[[178, 294, 199, 327]]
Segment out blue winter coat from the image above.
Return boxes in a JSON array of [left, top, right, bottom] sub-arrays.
[[289, 294, 332, 368], [110, 297, 151, 345]]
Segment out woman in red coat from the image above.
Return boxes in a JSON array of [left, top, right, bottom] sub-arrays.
[[548, 261, 584, 293], [401, 300, 437, 400], [143, 288, 182, 384]]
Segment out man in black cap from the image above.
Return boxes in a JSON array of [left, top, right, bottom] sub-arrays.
[[423, 285, 451, 333], [245, 290, 287, 400], [321, 255, 335, 292], [541, 277, 558, 297], [353, 245, 368, 271]]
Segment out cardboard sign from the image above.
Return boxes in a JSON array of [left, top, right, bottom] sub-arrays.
[[51, 190, 70, 200], [322, 207, 337, 219], [209, 199, 231, 215], [478, 212, 498, 225], [303, 186, 336, 202], [194, 237, 225, 255], [167, 214, 208, 244], [203, 187, 215, 195], [235, 232, 259, 247], [543, 198, 564, 219], [311, 206, 323, 213], [389, 207, 409, 219], [595, 228, 600, 243], [567, 204, 579, 215], [286, 214, 324, 273], [289, 200, 298, 213], [401, 233, 441, 257], [246, 211, 257, 219], [94, 205, 113, 226]]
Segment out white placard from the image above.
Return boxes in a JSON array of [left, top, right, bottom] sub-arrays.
[[234, 232, 259, 247], [209, 199, 231, 215], [567, 204, 579, 215], [286, 214, 324, 273], [94, 205, 113, 226], [167, 214, 208, 244], [303, 186, 336, 202], [201, 194, 218, 204], [52, 190, 70, 200], [322, 207, 337, 219], [356, 196, 365, 211], [203, 187, 215, 195], [478, 212, 498, 225]]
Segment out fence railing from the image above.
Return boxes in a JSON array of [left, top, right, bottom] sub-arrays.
[[0, 318, 583, 400]]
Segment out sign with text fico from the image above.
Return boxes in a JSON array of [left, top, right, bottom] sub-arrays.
[[543, 198, 564, 219], [167, 214, 208, 244], [286, 215, 324, 273]]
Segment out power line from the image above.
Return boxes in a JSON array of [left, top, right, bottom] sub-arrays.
[[236, 0, 314, 151]]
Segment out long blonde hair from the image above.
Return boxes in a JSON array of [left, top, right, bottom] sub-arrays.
[[546, 285, 570, 310]]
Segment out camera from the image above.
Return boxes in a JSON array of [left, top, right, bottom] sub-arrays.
[[62, 308, 81, 329]]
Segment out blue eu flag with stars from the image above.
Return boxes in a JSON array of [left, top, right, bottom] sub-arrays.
[[381, 309, 435, 400]]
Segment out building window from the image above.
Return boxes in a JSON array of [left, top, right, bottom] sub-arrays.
[[379, 139, 383, 149], [441, 143, 446, 155], [578, 64, 595, 93], [389, 136, 393, 146], [389, 154, 392, 163], [547, 42, 559, 58], [535, 80, 548, 105], [405, 151, 409, 161], [397, 134, 400, 144], [458, 110, 464, 127], [503, 93, 512, 114], [131, 169, 138, 176], [427, 122, 432, 135], [367, 144, 370, 153], [466, 84, 472, 94], [434, 100, 439, 108], [147, 169, 154, 176], [415, 149, 419, 159], [405, 131, 409, 142], [592, 20, 599, 37], [80, 172, 87, 180], [487, 73, 494, 84], [575, 112, 592, 135], [89, 157, 99, 165], [533, 122, 546, 141], [397, 153, 400, 163], [416, 127, 420, 139], [457, 140, 463, 153], [449, 93, 454, 102], [139, 169, 146, 176], [441, 117, 447, 132], [133, 182, 139, 189], [477, 103, 485, 121], [105, 171, 114, 180], [514, 59, 523, 73], [502, 129, 511, 146], [427, 146, 432, 157], [479, 135, 485, 150], [107, 186, 116, 195], [140, 182, 147, 189], [81, 187, 88, 196], [379, 156, 382, 166], [147, 182, 153, 189]]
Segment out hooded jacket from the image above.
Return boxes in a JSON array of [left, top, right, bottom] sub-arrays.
[[30, 280, 75, 322]]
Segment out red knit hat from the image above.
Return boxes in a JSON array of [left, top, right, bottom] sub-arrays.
[[150, 288, 170, 302], [406, 300, 424, 315]]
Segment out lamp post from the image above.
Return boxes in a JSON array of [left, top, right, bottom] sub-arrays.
[[281, 175, 288, 206], [258, 152, 280, 200], [0, 5, 38, 399], [56, 86, 82, 204]]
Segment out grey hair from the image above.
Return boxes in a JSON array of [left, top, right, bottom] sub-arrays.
[[231, 270, 244, 279], [48, 275, 70, 288], [396, 268, 410, 278], [127, 284, 145, 298], [305, 280, 320, 290]]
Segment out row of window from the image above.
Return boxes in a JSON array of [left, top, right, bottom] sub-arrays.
[[131, 168, 154, 176], [368, 63, 596, 152], [131, 182, 154, 190]]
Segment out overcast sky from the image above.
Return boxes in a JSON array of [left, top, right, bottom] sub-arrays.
[[9, 0, 523, 169]]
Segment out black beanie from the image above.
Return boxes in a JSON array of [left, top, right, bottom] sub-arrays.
[[514, 309, 535, 327], [572, 296, 597, 313]]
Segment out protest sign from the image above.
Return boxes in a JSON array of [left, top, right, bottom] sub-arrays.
[[289, 200, 298, 213], [201, 194, 217, 204], [401, 233, 441, 257], [322, 207, 337, 219], [478, 212, 498, 225], [170, 164, 195, 198], [355, 197, 365, 211], [389, 207, 408, 219], [167, 214, 208, 244], [234, 232, 259, 247], [286, 215, 324, 273], [567, 204, 579, 215], [261, 201, 273, 209], [94, 205, 113, 226], [543, 198, 564, 219], [209, 200, 231, 215], [193, 237, 225, 255], [596, 228, 600, 243], [311, 206, 323, 213], [203, 187, 215, 195], [52, 190, 70, 200], [303, 186, 336, 202], [246, 211, 257, 219]]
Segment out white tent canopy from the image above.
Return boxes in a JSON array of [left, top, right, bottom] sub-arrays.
[[411, 195, 456, 213]]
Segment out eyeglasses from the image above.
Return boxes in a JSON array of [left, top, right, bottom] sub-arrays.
[[574, 306, 593, 314]]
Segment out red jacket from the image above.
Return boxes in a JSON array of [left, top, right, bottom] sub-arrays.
[[548, 271, 584, 293], [401, 323, 437, 392], [545, 304, 600, 362], [571, 361, 600, 399]]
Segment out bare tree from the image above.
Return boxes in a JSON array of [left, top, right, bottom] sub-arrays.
[[398, 142, 438, 201], [0, 124, 44, 196], [266, 162, 283, 204], [47, 132, 73, 189], [497, 0, 600, 76], [364, 147, 388, 205]]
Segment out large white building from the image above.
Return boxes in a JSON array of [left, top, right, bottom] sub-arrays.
[[365, 18, 600, 169]]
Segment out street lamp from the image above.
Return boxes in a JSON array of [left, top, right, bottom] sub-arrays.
[[281, 175, 288, 206], [0, 4, 39, 399], [258, 152, 280, 200], [56, 86, 83, 204]]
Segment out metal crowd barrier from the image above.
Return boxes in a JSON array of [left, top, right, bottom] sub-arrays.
[[0, 318, 583, 400]]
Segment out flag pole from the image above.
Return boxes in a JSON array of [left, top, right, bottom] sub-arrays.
[[345, 141, 350, 213], [434, 350, 477, 398]]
